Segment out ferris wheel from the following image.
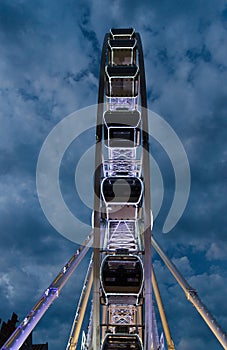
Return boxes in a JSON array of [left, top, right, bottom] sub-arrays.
[[1, 29, 226, 350]]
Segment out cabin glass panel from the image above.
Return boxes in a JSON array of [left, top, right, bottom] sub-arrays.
[[102, 177, 143, 205]]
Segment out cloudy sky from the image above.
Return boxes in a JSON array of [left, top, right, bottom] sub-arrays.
[[0, 0, 227, 349]]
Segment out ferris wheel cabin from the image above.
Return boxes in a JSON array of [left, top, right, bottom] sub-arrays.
[[101, 333, 143, 350], [103, 110, 141, 148]]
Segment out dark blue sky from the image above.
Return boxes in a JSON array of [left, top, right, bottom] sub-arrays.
[[0, 1, 227, 349]]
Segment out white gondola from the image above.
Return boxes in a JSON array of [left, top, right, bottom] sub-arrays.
[[101, 333, 143, 350], [110, 28, 135, 40], [103, 110, 141, 149], [105, 65, 139, 111], [101, 177, 143, 231], [101, 176, 143, 206], [108, 38, 137, 66], [100, 255, 144, 305], [105, 65, 139, 98]]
